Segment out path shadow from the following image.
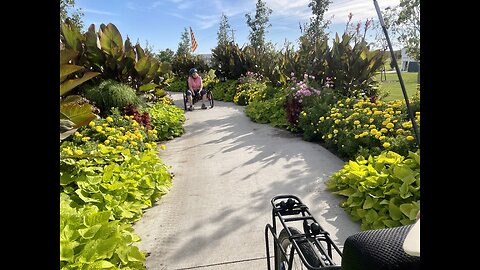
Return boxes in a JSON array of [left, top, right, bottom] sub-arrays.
[[160, 93, 360, 263]]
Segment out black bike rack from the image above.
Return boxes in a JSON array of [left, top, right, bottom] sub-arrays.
[[265, 195, 343, 270]]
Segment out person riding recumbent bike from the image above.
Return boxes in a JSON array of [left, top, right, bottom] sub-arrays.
[[183, 68, 214, 111]]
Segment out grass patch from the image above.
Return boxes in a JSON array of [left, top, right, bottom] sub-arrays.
[[376, 72, 419, 101]]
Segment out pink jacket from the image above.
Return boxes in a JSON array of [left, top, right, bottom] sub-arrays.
[[188, 76, 202, 90]]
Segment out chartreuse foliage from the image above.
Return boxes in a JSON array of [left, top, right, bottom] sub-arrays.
[[326, 150, 420, 230], [244, 90, 288, 128], [233, 72, 269, 106], [60, 193, 146, 269], [60, 109, 176, 269], [211, 79, 237, 102], [145, 101, 185, 140]]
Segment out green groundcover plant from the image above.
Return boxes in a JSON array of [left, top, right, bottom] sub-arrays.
[[60, 193, 147, 269], [60, 105, 179, 269], [145, 100, 185, 140], [326, 150, 420, 230]]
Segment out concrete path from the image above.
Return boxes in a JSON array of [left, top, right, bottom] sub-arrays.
[[132, 92, 361, 270]]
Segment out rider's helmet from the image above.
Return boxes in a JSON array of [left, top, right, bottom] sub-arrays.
[[189, 68, 198, 76]]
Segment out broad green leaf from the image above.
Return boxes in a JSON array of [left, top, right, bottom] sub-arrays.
[[96, 238, 119, 259], [400, 218, 415, 226], [127, 246, 145, 262], [99, 23, 123, 60], [364, 209, 379, 223], [61, 20, 83, 51], [393, 164, 416, 184], [383, 219, 402, 228], [60, 224, 79, 242], [356, 208, 367, 218], [359, 49, 367, 61], [60, 71, 100, 96], [142, 61, 160, 84], [83, 211, 111, 227], [372, 219, 386, 230], [89, 260, 115, 268], [135, 44, 146, 60], [400, 203, 419, 220], [95, 221, 119, 239], [408, 151, 421, 165], [139, 83, 158, 92], [60, 240, 76, 262], [103, 164, 115, 182], [101, 181, 124, 191], [76, 189, 101, 204], [362, 196, 374, 209], [76, 239, 98, 263], [60, 64, 84, 83], [399, 182, 412, 199], [115, 246, 130, 264], [60, 119, 76, 133], [60, 49, 79, 65], [84, 24, 98, 48], [60, 99, 97, 128], [60, 171, 76, 186], [388, 201, 403, 220], [78, 224, 102, 239], [86, 175, 102, 185], [135, 57, 151, 77]]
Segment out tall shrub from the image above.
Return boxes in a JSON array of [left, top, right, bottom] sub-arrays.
[[326, 33, 386, 99]]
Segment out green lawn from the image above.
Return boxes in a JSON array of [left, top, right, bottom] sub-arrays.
[[375, 72, 419, 102]]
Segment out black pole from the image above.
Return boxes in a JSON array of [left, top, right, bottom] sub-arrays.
[[373, 0, 420, 148]]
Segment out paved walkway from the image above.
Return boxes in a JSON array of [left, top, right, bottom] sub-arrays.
[[132, 93, 360, 269]]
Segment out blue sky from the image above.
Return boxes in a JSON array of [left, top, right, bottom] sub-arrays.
[[71, 0, 400, 55]]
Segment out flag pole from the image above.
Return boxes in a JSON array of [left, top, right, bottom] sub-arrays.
[[373, 0, 420, 148]]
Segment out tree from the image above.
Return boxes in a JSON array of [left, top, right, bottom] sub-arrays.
[[300, 0, 332, 43], [245, 0, 272, 49], [176, 27, 191, 57], [142, 40, 156, 58], [157, 48, 175, 63], [378, 0, 420, 61], [396, 0, 420, 61], [217, 13, 232, 47], [60, 0, 84, 30]]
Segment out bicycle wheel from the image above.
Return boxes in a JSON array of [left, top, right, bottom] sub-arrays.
[[275, 227, 321, 270], [183, 92, 187, 110], [207, 91, 214, 108]]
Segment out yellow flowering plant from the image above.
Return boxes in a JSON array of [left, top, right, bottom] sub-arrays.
[[299, 95, 420, 160]]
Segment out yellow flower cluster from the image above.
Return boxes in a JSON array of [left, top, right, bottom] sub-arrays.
[[64, 115, 159, 158], [308, 97, 420, 153]]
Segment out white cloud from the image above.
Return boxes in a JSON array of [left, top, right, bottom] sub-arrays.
[[326, 0, 400, 24], [151, 1, 164, 8], [169, 12, 186, 20], [266, 0, 310, 17], [83, 9, 119, 16], [195, 14, 221, 29]]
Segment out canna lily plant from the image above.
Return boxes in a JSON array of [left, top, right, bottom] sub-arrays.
[[60, 46, 100, 141]]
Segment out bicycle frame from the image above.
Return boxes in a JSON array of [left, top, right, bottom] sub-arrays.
[[265, 195, 343, 270]]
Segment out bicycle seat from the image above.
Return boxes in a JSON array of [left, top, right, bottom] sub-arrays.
[[341, 224, 420, 270]]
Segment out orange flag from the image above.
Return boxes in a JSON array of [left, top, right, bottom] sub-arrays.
[[190, 26, 198, 52]]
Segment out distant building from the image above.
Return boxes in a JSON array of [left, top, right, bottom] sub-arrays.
[[197, 53, 212, 65], [400, 48, 419, 72]]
